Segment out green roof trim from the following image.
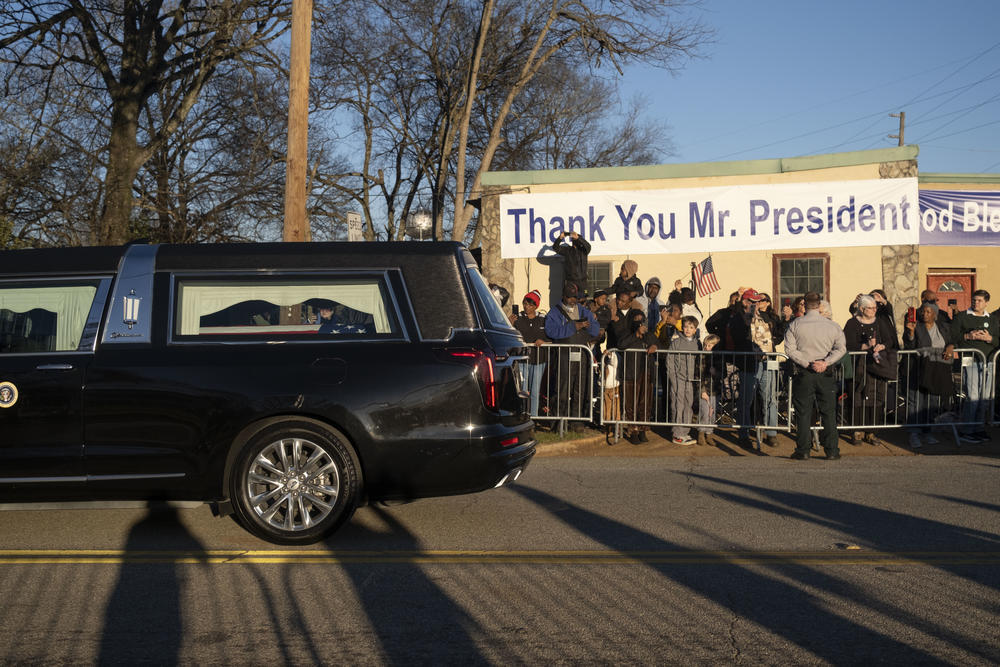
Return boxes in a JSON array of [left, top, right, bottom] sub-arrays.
[[481, 146, 920, 186], [919, 173, 1000, 184]]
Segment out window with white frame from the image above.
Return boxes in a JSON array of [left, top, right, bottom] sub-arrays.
[[773, 254, 829, 308]]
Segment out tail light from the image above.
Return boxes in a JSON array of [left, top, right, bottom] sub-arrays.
[[441, 348, 498, 410]]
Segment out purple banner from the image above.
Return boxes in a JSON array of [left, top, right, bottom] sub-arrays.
[[919, 188, 1000, 245]]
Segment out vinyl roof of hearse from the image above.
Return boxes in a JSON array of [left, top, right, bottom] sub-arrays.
[[0, 241, 471, 277]]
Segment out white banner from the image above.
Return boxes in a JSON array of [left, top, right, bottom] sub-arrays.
[[499, 178, 919, 258]]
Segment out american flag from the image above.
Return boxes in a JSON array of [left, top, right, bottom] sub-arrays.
[[693, 256, 721, 297]]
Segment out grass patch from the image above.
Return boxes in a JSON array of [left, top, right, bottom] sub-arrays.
[[534, 425, 602, 444]]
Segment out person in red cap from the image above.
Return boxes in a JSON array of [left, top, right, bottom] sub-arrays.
[[712, 287, 784, 448], [512, 290, 549, 417]]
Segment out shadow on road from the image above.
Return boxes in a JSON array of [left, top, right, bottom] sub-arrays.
[[331, 505, 488, 665], [511, 482, 1000, 664], [97, 504, 207, 666]]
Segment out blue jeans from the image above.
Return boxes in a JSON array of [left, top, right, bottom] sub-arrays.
[[740, 364, 777, 437], [961, 360, 992, 431], [521, 362, 546, 417]]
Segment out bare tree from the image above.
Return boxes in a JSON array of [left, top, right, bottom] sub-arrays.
[[448, 0, 708, 243], [0, 60, 104, 247], [0, 0, 289, 245], [312, 0, 708, 245], [312, 5, 419, 241]]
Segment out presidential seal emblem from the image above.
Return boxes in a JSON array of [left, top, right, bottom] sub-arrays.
[[0, 381, 17, 408]]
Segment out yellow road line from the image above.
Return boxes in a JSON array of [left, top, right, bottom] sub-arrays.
[[0, 550, 998, 565]]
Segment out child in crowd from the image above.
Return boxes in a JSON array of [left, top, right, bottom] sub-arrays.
[[697, 334, 722, 447], [667, 316, 701, 446], [619, 310, 658, 444]]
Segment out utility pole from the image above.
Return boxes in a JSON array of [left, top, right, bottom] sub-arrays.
[[283, 0, 312, 242], [889, 112, 905, 147]]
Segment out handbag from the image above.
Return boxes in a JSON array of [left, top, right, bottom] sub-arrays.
[[866, 348, 898, 380], [919, 358, 954, 396]]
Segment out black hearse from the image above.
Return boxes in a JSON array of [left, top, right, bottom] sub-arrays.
[[0, 241, 534, 544]]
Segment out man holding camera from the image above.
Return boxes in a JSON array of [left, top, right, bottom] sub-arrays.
[[550, 230, 592, 296]]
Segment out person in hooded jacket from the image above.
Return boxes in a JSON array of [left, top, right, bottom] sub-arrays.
[[551, 230, 591, 295], [544, 282, 600, 429], [634, 276, 666, 327], [609, 260, 642, 301]]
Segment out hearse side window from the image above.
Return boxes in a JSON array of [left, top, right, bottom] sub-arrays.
[[466, 265, 515, 331], [173, 277, 400, 339], [0, 281, 101, 353]]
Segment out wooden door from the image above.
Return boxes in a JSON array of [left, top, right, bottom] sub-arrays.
[[927, 273, 974, 316]]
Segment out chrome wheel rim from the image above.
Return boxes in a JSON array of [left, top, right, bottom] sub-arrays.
[[246, 437, 341, 532]]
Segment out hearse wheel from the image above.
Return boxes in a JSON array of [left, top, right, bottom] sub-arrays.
[[231, 420, 360, 545]]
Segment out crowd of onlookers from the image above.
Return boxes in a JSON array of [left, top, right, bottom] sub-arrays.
[[507, 255, 999, 448]]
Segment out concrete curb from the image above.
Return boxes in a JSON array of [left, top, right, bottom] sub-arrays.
[[534, 428, 999, 458]]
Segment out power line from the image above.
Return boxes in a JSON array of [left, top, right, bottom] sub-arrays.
[[705, 41, 1000, 160], [675, 43, 1000, 153], [919, 90, 1000, 143], [920, 117, 1000, 143]]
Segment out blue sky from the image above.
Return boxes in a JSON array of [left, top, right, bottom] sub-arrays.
[[620, 0, 1000, 174]]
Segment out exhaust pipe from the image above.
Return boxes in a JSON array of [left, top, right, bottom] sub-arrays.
[[494, 467, 523, 488]]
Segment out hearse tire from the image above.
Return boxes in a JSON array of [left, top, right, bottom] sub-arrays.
[[229, 420, 359, 545]]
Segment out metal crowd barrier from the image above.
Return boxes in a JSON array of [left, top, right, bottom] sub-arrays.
[[599, 349, 791, 446], [991, 348, 1000, 425], [517, 343, 996, 447], [518, 343, 595, 432], [818, 348, 989, 445]]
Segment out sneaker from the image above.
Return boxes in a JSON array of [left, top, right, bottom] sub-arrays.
[[851, 431, 865, 446], [638, 431, 649, 443], [825, 452, 841, 460], [789, 451, 809, 460], [764, 435, 779, 447], [908, 433, 922, 449], [959, 433, 983, 444], [672, 436, 695, 446], [628, 432, 642, 445]]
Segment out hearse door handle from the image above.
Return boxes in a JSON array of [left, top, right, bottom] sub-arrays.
[[35, 363, 75, 371]]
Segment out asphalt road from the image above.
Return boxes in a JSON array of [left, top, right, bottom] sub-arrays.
[[1, 454, 998, 665]]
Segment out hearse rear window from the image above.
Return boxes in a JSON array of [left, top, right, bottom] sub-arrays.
[[173, 277, 400, 339], [0, 281, 102, 353]]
